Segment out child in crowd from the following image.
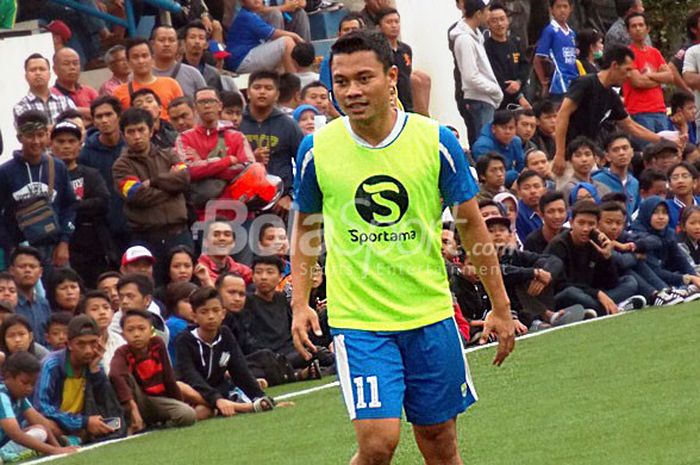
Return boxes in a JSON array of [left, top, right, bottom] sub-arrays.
[[563, 137, 610, 200], [96, 272, 122, 314], [678, 206, 700, 273], [515, 109, 538, 153], [475, 153, 508, 201], [684, 143, 700, 164], [638, 168, 668, 202], [164, 282, 198, 364], [110, 310, 196, 434], [524, 190, 569, 254], [0, 315, 50, 364], [666, 162, 700, 231], [46, 268, 83, 314], [45, 312, 72, 351], [113, 274, 169, 346], [292, 104, 321, 136], [472, 110, 525, 186], [0, 353, 79, 462], [666, 91, 697, 145], [77, 291, 126, 376], [524, 149, 555, 189], [532, 100, 557, 158], [516, 170, 546, 243], [0, 273, 17, 314], [258, 223, 291, 291], [220, 91, 244, 130], [534, 0, 577, 101]]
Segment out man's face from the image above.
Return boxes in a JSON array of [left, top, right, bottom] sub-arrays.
[[599, 210, 625, 241], [127, 44, 153, 76], [4, 323, 31, 353], [542, 199, 568, 232], [669, 167, 697, 197], [46, 324, 68, 349], [219, 275, 247, 313], [84, 297, 114, 331], [54, 280, 81, 311], [332, 50, 397, 125], [550, 0, 572, 23], [642, 179, 668, 199], [221, 106, 243, 129], [248, 79, 280, 110], [492, 120, 516, 145], [9, 255, 42, 289], [379, 13, 401, 41], [4, 372, 38, 400], [194, 298, 225, 332], [441, 229, 459, 260], [168, 103, 195, 133], [0, 279, 18, 308], [487, 223, 511, 248], [97, 277, 121, 311], [68, 334, 100, 366], [122, 316, 152, 351], [123, 122, 153, 153], [195, 89, 222, 125], [18, 128, 49, 160], [483, 160, 506, 189], [518, 176, 545, 208], [651, 150, 681, 174], [627, 16, 648, 43], [681, 102, 697, 123], [253, 264, 281, 294], [132, 93, 162, 122], [487, 7, 509, 38], [526, 151, 549, 179], [25, 58, 50, 90], [303, 86, 330, 115], [109, 49, 130, 76], [570, 213, 598, 245], [118, 283, 150, 312], [92, 104, 120, 136], [260, 227, 289, 257], [122, 258, 154, 278], [606, 137, 633, 169], [152, 27, 178, 61], [538, 112, 557, 136], [480, 205, 501, 219], [184, 28, 208, 59], [571, 145, 596, 177], [54, 49, 81, 85], [51, 133, 81, 165], [206, 222, 235, 256], [339, 19, 362, 36], [611, 57, 634, 86], [516, 115, 537, 142]]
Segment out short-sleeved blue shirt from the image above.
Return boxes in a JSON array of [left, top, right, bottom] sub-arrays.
[[535, 20, 578, 95], [225, 7, 276, 71], [0, 384, 32, 447]]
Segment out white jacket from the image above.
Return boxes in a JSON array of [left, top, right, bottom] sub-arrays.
[[450, 19, 503, 108]]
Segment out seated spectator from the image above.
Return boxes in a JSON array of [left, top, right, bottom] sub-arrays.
[[114, 274, 169, 346], [479, 198, 506, 219], [0, 315, 50, 363], [198, 220, 253, 285], [171, 0, 224, 41], [34, 315, 125, 442], [175, 287, 275, 419], [515, 109, 538, 153], [666, 162, 700, 230], [45, 312, 71, 351], [638, 168, 668, 201], [0, 274, 18, 313], [475, 153, 508, 200], [112, 108, 192, 285], [472, 110, 525, 187], [167, 97, 196, 134], [224, 0, 304, 74], [51, 48, 98, 121], [151, 26, 206, 98], [524, 190, 568, 253], [0, 353, 79, 462], [569, 182, 601, 205], [678, 205, 700, 273], [576, 28, 604, 75], [221, 91, 245, 130], [531, 99, 557, 158], [667, 91, 697, 145], [494, 192, 519, 229], [278, 73, 303, 115], [376, 8, 414, 112], [562, 136, 611, 200], [8, 247, 50, 346], [257, 223, 290, 291], [319, 13, 365, 89], [292, 42, 319, 88], [593, 132, 640, 214], [258, 0, 312, 42], [525, 149, 555, 190], [113, 39, 184, 122], [131, 89, 178, 150], [96, 272, 122, 314], [181, 22, 240, 94], [642, 140, 682, 174], [685, 143, 700, 164], [545, 201, 645, 315], [99, 46, 130, 97], [156, 246, 208, 302], [293, 104, 321, 136], [46, 268, 83, 314], [77, 291, 126, 376], [120, 246, 155, 280], [301, 81, 331, 118], [533, 0, 577, 101], [164, 282, 199, 364], [0, 111, 76, 268], [515, 170, 546, 243], [14, 54, 75, 125], [110, 310, 196, 434]]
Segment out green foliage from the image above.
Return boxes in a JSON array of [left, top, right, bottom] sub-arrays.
[[645, 0, 700, 56]]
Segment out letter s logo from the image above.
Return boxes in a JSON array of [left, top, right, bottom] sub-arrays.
[[354, 175, 409, 227]]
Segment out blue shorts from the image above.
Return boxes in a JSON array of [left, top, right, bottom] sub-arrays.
[[332, 317, 477, 426]]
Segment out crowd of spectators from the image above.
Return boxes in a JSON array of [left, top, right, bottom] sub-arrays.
[[0, 0, 700, 460]]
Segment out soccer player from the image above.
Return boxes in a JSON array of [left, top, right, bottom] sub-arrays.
[[291, 31, 516, 465]]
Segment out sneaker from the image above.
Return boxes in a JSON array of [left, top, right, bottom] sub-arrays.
[[583, 308, 598, 319], [617, 295, 646, 312], [670, 286, 700, 303], [652, 290, 684, 307]]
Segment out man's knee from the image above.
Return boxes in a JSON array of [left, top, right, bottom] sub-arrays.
[[354, 420, 400, 464], [172, 404, 197, 427], [414, 420, 460, 461], [411, 70, 432, 88]]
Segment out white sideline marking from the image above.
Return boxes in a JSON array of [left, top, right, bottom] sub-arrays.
[[28, 309, 641, 463]]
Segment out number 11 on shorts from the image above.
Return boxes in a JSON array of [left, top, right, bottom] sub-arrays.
[[353, 376, 382, 409]]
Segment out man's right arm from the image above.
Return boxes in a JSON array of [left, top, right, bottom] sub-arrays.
[[552, 97, 577, 176]]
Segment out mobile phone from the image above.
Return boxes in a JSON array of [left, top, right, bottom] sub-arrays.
[[590, 229, 604, 246], [104, 417, 121, 431]]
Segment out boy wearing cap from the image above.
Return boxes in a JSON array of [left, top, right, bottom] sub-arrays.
[[642, 139, 682, 175], [34, 315, 125, 442], [50, 121, 111, 288], [292, 104, 320, 136]]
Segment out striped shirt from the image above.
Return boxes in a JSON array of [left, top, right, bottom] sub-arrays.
[[13, 91, 76, 125]]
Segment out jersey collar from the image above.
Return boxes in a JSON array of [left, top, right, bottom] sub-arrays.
[[342, 111, 408, 149]]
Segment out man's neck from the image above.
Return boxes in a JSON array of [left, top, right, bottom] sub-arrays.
[[555, 19, 568, 29], [18, 286, 34, 302], [598, 69, 614, 89], [464, 17, 480, 31], [491, 32, 507, 42], [21, 151, 42, 165], [575, 171, 592, 182], [543, 224, 561, 241], [153, 119, 161, 132], [65, 159, 78, 170], [350, 108, 398, 147], [133, 73, 156, 85], [154, 56, 176, 70], [250, 104, 275, 123], [114, 73, 130, 83], [56, 79, 78, 91], [610, 164, 628, 179], [486, 183, 502, 194], [68, 352, 84, 373], [184, 51, 203, 67], [255, 290, 275, 302], [388, 37, 399, 49], [30, 86, 50, 101], [632, 39, 646, 49], [677, 192, 695, 206], [129, 344, 149, 357], [196, 326, 218, 343], [210, 254, 227, 266], [201, 119, 218, 130], [99, 130, 121, 147]]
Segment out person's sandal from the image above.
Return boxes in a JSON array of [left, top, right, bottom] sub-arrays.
[[253, 396, 276, 412]]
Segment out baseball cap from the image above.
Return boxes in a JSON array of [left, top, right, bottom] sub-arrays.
[[485, 215, 511, 230], [644, 139, 678, 158], [68, 315, 100, 340], [51, 121, 82, 140], [208, 40, 231, 59], [464, 0, 488, 16], [121, 245, 155, 268], [44, 20, 72, 43]]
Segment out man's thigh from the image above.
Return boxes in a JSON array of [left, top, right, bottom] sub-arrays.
[[237, 38, 288, 74]]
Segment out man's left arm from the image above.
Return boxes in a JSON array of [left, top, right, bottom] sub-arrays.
[[54, 164, 77, 266]]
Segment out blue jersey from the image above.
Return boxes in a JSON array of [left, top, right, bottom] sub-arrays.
[[0, 384, 32, 447], [536, 20, 578, 95]]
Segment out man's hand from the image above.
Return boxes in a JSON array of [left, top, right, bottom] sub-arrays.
[[291, 304, 322, 361], [551, 154, 566, 177], [590, 231, 613, 259], [254, 147, 270, 165], [504, 80, 521, 95], [273, 195, 292, 215], [215, 398, 238, 417], [87, 416, 114, 436], [201, 15, 213, 33], [597, 291, 619, 315], [289, 32, 305, 44], [52, 242, 69, 267], [49, 446, 79, 456], [536, 269, 552, 286], [613, 241, 636, 253], [193, 263, 214, 287], [89, 339, 105, 373], [527, 278, 545, 296], [514, 318, 528, 336], [479, 309, 516, 366]]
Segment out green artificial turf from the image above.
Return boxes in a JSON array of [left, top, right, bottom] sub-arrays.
[[35, 304, 700, 465]]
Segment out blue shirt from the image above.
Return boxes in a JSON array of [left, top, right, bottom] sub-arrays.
[[516, 200, 543, 243], [166, 316, 189, 366], [0, 384, 32, 447], [666, 117, 697, 145], [15, 292, 51, 346], [294, 112, 478, 214], [666, 196, 700, 231], [535, 20, 577, 95], [225, 7, 276, 71]]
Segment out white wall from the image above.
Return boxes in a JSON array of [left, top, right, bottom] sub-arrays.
[[396, 0, 467, 144], [0, 32, 55, 161]]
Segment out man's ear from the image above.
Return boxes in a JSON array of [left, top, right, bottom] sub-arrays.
[[145, 295, 153, 308]]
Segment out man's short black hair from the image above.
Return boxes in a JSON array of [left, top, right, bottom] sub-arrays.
[[338, 12, 365, 32], [24, 53, 49, 70], [301, 80, 329, 100], [119, 107, 154, 132], [150, 25, 177, 40], [492, 109, 515, 126], [56, 108, 83, 125], [571, 200, 600, 220], [624, 12, 646, 29], [514, 108, 535, 120], [517, 169, 545, 186], [669, 161, 700, 179], [375, 7, 400, 24], [90, 95, 122, 118], [291, 42, 316, 68], [600, 45, 635, 70], [131, 87, 162, 106], [168, 96, 194, 111], [190, 286, 221, 310], [331, 30, 394, 72], [249, 70, 281, 89], [599, 200, 627, 216], [488, 2, 508, 14], [566, 136, 598, 161], [670, 91, 695, 114], [615, 0, 637, 18], [533, 99, 556, 118], [9, 246, 42, 267], [15, 110, 49, 131], [0, 272, 15, 284], [125, 37, 152, 58], [2, 352, 41, 377], [97, 271, 122, 285], [48, 311, 74, 329], [252, 255, 285, 274], [120, 309, 153, 329], [475, 152, 506, 179], [687, 9, 700, 40], [539, 190, 566, 211], [182, 20, 207, 39], [600, 192, 628, 204], [221, 91, 244, 109], [279, 73, 302, 103], [215, 271, 245, 289], [194, 86, 220, 102], [603, 131, 632, 151], [76, 290, 111, 315], [117, 273, 154, 298], [549, 0, 572, 7]]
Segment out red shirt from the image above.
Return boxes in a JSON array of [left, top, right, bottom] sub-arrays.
[[622, 44, 667, 115], [198, 254, 252, 285], [52, 82, 98, 108]]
